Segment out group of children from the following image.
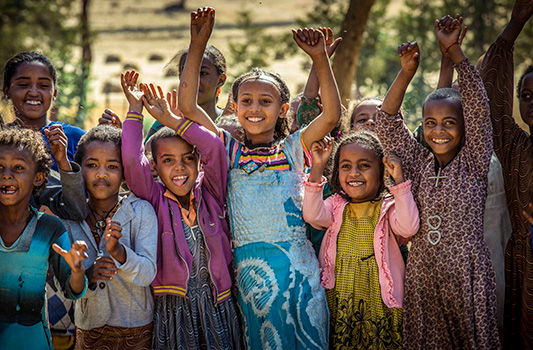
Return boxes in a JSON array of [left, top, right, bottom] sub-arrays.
[[0, 2, 532, 350]]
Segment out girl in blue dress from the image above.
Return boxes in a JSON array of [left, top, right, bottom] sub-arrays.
[[177, 7, 341, 349]]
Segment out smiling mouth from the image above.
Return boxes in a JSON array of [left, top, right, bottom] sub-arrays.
[[1, 185, 17, 194], [347, 181, 364, 187], [25, 100, 42, 106], [431, 138, 450, 144], [246, 117, 264, 123], [172, 175, 188, 187]]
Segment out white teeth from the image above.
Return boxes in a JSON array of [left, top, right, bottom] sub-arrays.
[[248, 117, 263, 122], [1, 186, 16, 194], [173, 175, 187, 180], [26, 100, 41, 106], [348, 181, 363, 187], [432, 138, 450, 144]]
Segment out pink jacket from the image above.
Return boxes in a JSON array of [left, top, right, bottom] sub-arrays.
[[302, 178, 419, 308]]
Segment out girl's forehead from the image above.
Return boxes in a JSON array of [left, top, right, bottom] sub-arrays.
[[13, 61, 53, 79], [238, 78, 280, 96], [340, 142, 378, 160], [0, 144, 34, 162]]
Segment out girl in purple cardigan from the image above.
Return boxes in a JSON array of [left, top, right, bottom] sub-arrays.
[[119, 71, 242, 349], [302, 131, 419, 349]]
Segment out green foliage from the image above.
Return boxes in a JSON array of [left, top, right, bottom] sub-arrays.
[[0, 0, 91, 127]]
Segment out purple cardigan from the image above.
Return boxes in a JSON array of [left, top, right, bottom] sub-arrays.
[[122, 114, 233, 304], [303, 177, 419, 308]]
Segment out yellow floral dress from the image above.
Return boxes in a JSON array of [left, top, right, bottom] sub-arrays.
[[327, 199, 403, 349]]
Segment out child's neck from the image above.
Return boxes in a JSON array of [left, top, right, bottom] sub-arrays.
[[17, 114, 49, 131], [200, 100, 219, 123], [0, 200, 33, 247], [88, 196, 119, 218], [245, 132, 275, 147]]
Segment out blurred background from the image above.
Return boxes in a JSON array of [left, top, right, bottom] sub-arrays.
[[1, 0, 531, 131]]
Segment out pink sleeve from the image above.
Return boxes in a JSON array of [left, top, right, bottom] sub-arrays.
[[302, 175, 332, 230], [388, 180, 420, 239]]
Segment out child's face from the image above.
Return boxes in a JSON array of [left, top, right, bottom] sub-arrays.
[[233, 79, 289, 144], [338, 143, 381, 203], [351, 100, 380, 132], [81, 141, 123, 203], [423, 98, 464, 167], [519, 72, 533, 128], [0, 145, 45, 207], [3, 61, 57, 123], [152, 137, 199, 201], [185, 57, 225, 108]]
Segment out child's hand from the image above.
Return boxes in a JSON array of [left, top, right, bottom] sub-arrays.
[[522, 202, 533, 225], [511, 0, 533, 24], [142, 84, 183, 130], [99, 109, 122, 128], [120, 70, 144, 113], [398, 41, 420, 75], [311, 136, 334, 170], [44, 125, 72, 172], [292, 28, 327, 59], [53, 240, 88, 274], [319, 27, 342, 58], [88, 256, 117, 284], [190, 7, 215, 45], [435, 15, 463, 53], [104, 219, 126, 263], [383, 154, 405, 184]]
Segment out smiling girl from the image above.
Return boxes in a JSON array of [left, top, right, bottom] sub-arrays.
[[303, 133, 419, 349], [376, 16, 501, 349]]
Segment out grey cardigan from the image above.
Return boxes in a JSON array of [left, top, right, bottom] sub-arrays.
[[64, 193, 158, 330]]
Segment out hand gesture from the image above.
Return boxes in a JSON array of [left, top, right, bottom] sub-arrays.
[[52, 240, 88, 274], [99, 109, 122, 128], [87, 256, 117, 284], [190, 7, 215, 45], [104, 219, 124, 260], [292, 28, 327, 59], [435, 15, 463, 52], [311, 136, 334, 170], [511, 0, 533, 24], [120, 70, 144, 112], [383, 154, 405, 184], [319, 27, 342, 58], [398, 41, 420, 75], [142, 84, 183, 130], [44, 125, 72, 172]]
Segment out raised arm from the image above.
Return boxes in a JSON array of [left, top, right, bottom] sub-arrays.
[[436, 16, 467, 90], [178, 7, 219, 135], [293, 28, 341, 148]]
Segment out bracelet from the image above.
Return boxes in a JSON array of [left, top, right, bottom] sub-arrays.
[[444, 42, 459, 54]]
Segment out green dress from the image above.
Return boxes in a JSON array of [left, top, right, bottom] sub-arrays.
[[327, 200, 403, 349]]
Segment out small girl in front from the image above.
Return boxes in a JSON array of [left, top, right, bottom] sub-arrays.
[[0, 127, 88, 349], [60, 125, 158, 349], [120, 69, 243, 348], [178, 7, 341, 349], [303, 132, 419, 349], [376, 16, 501, 349]]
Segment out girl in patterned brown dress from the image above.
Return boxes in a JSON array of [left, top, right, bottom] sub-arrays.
[[375, 16, 501, 349]]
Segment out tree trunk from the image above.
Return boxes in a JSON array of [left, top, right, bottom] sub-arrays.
[[77, 0, 92, 126], [332, 0, 376, 105]]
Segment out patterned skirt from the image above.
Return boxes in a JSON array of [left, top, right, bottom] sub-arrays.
[[75, 323, 152, 350]]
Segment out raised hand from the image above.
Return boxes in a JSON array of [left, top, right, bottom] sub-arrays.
[[309, 136, 334, 183], [52, 240, 88, 274], [142, 83, 182, 130], [383, 154, 405, 184], [398, 41, 420, 75], [292, 28, 327, 59], [87, 256, 117, 284], [99, 109, 122, 128], [120, 70, 144, 113], [44, 124, 72, 172], [104, 219, 126, 264], [190, 7, 215, 45], [435, 15, 463, 51], [319, 27, 342, 58]]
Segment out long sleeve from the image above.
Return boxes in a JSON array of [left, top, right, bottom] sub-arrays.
[[302, 175, 333, 230], [388, 180, 419, 239], [456, 58, 493, 178], [33, 162, 88, 221], [121, 113, 165, 205]]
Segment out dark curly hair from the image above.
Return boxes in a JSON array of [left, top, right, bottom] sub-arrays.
[[232, 68, 291, 141], [148, 126, 197, 164], [328, 131, 387, 202], [3, 51, 57, 91], [74, 125, 122, 165], [177, 44, 226, 77], [0, 126, 51, 195], [517, 64, 533, 99], [422, 88, 463, 118]]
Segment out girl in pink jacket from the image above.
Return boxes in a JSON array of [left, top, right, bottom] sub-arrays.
[[302, 131, 419, 349]]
